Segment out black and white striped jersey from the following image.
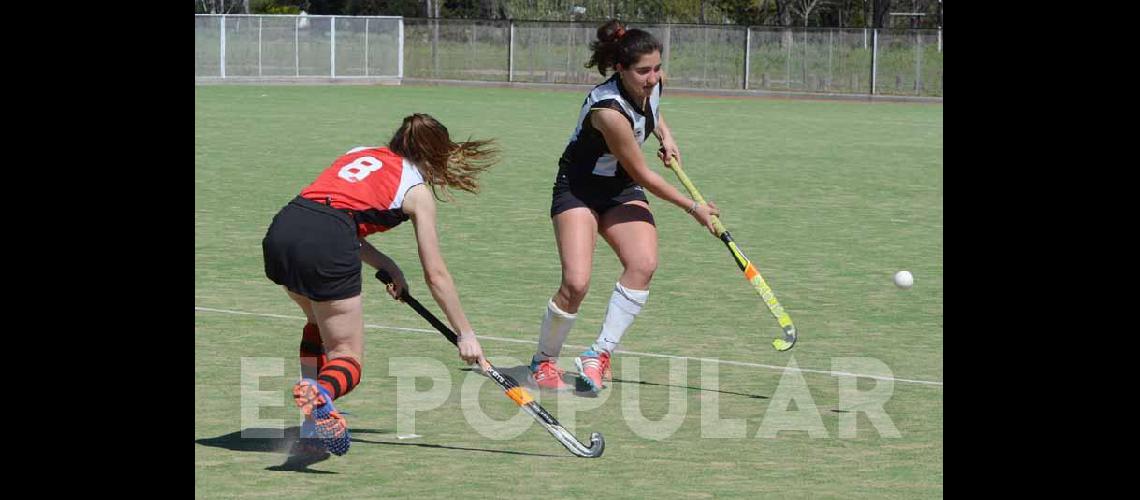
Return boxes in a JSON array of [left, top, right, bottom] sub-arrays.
[[558, 73, 662, 183]]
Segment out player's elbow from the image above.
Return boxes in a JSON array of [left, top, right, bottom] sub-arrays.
[[422, 267, 453, 290]]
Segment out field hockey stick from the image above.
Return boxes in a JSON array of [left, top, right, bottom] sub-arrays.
[[375, 270, 605, 458], [665, 157, 798, 352]]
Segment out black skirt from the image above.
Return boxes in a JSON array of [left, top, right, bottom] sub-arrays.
[[262, 196, 362, 301]]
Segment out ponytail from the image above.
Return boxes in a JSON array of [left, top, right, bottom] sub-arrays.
[[388, 114, 500, 200], [585, 19, 663, 76]]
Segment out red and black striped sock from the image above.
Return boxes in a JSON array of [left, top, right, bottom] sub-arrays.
[[317, 357, 362, 401], [299, 323, 326, 380]]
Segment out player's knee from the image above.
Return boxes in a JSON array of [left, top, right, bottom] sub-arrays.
[[559, 277, 591, 305], [626, 256, 658, 282]]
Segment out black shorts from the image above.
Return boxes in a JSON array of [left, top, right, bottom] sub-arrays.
[[262, 196, 363, 301], [550, 169, 649, 217]]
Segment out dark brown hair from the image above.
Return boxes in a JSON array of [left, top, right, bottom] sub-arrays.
[[585, 19, 663, 76], [388, 113, 499, 200]]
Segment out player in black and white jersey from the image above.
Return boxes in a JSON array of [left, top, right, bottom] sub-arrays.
[[530, 19, 720, 393]]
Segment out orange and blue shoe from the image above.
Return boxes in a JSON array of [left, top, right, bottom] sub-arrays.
[[530, 357, 571, 391], [575, 349, 612, 393], [292, 378, 350, 456]]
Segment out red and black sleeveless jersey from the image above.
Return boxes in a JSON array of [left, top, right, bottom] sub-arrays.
[[300, 146, 426, 237]]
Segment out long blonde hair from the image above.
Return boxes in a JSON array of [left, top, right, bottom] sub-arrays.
[[388, 113, 500, 200]]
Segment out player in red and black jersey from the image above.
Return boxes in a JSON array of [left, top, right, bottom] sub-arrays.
[[262, 113, 499, 458]]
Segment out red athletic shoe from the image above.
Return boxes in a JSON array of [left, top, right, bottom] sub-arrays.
[[530, 358, 571, 391], [575, 349, 611, 393], [292, 379, 350, 456]]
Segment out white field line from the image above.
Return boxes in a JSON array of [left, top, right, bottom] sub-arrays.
[[195, 306, 943, 387]]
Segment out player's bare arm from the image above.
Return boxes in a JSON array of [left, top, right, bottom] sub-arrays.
[[590, 108, 718, 233], [402, 183, 484, 364], [359, 238, 406, 299]]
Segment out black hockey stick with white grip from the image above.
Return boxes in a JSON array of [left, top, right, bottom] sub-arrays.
[[376, 269, 605, 458]]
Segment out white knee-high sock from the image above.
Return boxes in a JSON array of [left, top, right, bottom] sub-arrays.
[[535, 299, 577, 361], [592, 282, 649, 355]]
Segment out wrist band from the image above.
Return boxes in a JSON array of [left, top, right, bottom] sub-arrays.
[[686, 201, 698, 215]]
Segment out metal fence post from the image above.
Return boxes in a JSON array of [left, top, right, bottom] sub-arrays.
[[786, 29, 791, 90], [702, 25, 708, 87], [258, 16, 263, 77], [331, 16, 337, 78], [801, 29, 807, 91], [566, 23, 574, 82], [828, 29, 833, 91], [295, 15, 300, 76], [915, 31, 922, 94], [398, 18, 404, 79], [220, 15, 226, 78], [365, 18, 370, 77], [470, 23, 477, 79], [743, 26, 751, 90], [870, 29, 878, 95], [431, 18, 439, 77], [508, 20, 514, 83]]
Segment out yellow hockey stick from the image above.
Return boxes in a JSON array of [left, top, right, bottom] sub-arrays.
[[666, 157, 798, 351]]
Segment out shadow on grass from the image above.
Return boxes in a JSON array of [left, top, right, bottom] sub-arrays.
[[351, 437, 562, 458], [196, 426, 559, 472], [197, 426, 388, 474], [460, 366, 769, 400], [609, 377, 769, 400]]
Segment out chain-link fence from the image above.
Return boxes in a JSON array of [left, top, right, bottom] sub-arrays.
[[195, 14, 403, 79], [512, 21, 600, 84], [196, 15, 942, 97], [403, 19, 510, 81], [874, 28, 942, 95]]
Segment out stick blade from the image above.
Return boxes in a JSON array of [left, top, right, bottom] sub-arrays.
[[771, 326, 797, 352], [579, 432, 605, 458], [550, 426, 605, 458]]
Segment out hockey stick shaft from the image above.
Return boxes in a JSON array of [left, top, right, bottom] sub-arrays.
[[665, 158, 798, 351], [375, 270, 605, 457]]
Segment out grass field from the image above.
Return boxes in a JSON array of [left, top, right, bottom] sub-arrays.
[[195, 84, 942, 498]]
